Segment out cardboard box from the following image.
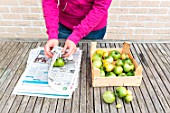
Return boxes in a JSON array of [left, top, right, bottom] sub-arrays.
[[90, 42, 142, 87]]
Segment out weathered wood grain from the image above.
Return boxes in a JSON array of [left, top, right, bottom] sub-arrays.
[[0, 41, 169, 113]]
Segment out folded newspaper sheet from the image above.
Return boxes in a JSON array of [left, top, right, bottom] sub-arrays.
[[12, 47, 82, 99]]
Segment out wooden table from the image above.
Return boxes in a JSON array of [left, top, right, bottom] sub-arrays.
[[0, 40, 170, 113]]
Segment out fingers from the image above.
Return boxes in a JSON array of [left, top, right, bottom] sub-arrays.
[[62, 44, 67, 54], [44, 45, 53, 58], [62, 47, 76, 58]]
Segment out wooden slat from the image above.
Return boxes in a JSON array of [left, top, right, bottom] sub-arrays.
[[40, 98, 51, 113], [0, 42, 19, 78], [0, 43, 29, 112], [86, 43, 94, 113], [139, 43, 170, 112], [113, 43, 126, 113], [16, 96, 30, 113], [100, 43, 111, 113], [129, 43, 157, 113], [155, 44, 170, 82], [0, 43, 36, 113], [32, 97, 44, 113], [93, 43, 102, 113], [106, 43, 117, 113], [0, 42, 37, 113], [79, 43, 87, 113], [55, 42, 66, 113], [47, 99, 58, 113], [71, 43, 81, 113], [0, 42, 8, 53], [133, 43, 165, 113]]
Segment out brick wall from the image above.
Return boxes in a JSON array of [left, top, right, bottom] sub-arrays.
[[0, 0, 170, 40]]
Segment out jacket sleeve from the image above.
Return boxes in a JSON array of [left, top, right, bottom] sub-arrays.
[[68, 0, 112, 44], [42, 0, 59, 40]]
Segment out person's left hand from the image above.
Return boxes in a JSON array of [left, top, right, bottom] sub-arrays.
[[62, 39, 77, 58]]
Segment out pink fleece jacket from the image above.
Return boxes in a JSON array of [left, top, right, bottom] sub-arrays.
[[42, 0, 112, 44]]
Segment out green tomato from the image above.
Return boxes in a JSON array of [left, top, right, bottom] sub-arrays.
[[103, 52, 109, 59], [116, 86, 127, 98], [123, 58, 132, 64], [109, 50, 116, 57], [126, 90, 132, 95], [115, 59, 123, 66], [116, 103, 122, 109], [126, 71, 135, 76], [92, 53, 102, 61], [109, 50, 121, 60], [106, 72, 116, 77], [92, 60, 102, 69], [96, 49, 104, 56], [102, 91, 116, 104], [123, 63, 133, 72], [114, 66, 123, 75], [53, 58, 65, 67], [100, 70, 105, 77], [118, 73, 126, 77], [105, 56, 114, 63], [105, 64, 114, 72], [124, 94, 133, 103], [121, 53, 129, 60]]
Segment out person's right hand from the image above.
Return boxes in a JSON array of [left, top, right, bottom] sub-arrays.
[[44, 39, 59, 58]]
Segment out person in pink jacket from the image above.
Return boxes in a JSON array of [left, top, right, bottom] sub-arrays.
[[42, 0, 112, 58]]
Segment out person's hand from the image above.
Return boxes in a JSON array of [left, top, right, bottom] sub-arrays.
[[44, 39, 59, 58], [62, 39, 77, 58]]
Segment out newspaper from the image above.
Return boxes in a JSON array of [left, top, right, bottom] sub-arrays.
[[12, 47, 82, 99]]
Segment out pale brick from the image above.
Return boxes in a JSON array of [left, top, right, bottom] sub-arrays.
[[0, 7, 9, 13], [13, 21, 31, 26], [140, 1, 160, 7], [124, 35, 143, 40], [108, 22, 126, 27], [164, 23, 170, 28], [107, 28, 133, 34], [2, 14, 21, 19], [135, 29, 152, 34], [160, 35, 170, 40], [120, 1, 139, 7], [30, 7, 42, 13], [6, 27, 23, 32], [153, 29, 170, 34], [22, 14, 40, 20], [105, 34, 124, 40], [33, 21, 45, 26], [0, 27, 5, 32], [0, 21, 13, 26], [128, 22, 145, 27], [18, 0, 38, 6], [0, 33, 16, 38], [109, 8, 128, 14], [129, 8, 148, 14], [24, 28, 42, 33], [156, 16, 170, 21], [16, 33, 47, 38], [148, 8, 168, 14], [142, 35, 160, 40], [137, 16, 156, 21], [110, 1, 120, 7], [118, 15, 136, 21], [0, 0, 18, 6], [160, 1, 170, 7], [10, 7, 29, 13], [108, 15, 117, 21], [146, 23, 164, 28]]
